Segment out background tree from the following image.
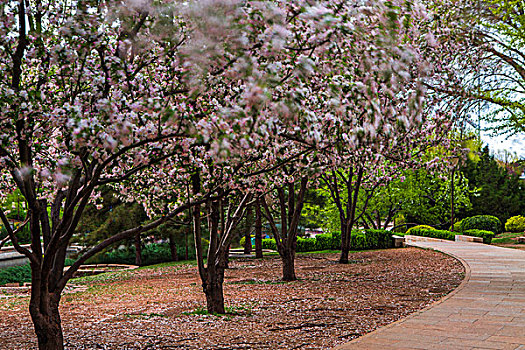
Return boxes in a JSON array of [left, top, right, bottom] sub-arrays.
[[261, 177, 309, 281], [462, 146, 525, 223]]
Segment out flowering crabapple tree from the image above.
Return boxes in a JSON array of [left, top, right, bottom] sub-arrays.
[[0, 0, 305, 348], [302, 0, 469, 263], [260, 174, 309, 281]]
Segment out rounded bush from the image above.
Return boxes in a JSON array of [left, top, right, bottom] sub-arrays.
[[460, 215, 502, 235], [505, 215, 525, 233], [406, 225, 435, 234]]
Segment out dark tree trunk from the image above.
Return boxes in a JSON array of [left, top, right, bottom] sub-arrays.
[[203, 267, 225, 314], [262, 178, 308, 281], [222, 243, 230, 269], [339, 223, 350, 264], [169, 234, 178, 261], [243, 206, 253, 255], [29, 293, 64, 350], [243, 233, 252, 255], [185, 228, 189, 260], [254, 199, 263, 259], [281, 249, 296, 281], [134, 232, 142, 266]]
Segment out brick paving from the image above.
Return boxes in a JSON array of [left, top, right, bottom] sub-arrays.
[[335, 239, 525, 350]]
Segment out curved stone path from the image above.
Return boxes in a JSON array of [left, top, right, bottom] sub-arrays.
[[335, 239, 525, 350]]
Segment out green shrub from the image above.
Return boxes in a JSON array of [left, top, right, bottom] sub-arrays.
[[0, 222, 31, 245], [463, 229, 495, 244], [259, 229, 393, 253], [460, 215, 502, 235], [314, 233, 340, 250], [0, 264, 32, 286], [261, 238, 277, 251], [505, 215, 525, 233], [239, 236, 246, 247], [296, 237, 317, 252], [351, 229, 394, 250], [406, 225, 435, 234], [405, 228, 455, 241]]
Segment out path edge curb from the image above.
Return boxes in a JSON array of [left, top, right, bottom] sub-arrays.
[[332, 244, 472, 349]]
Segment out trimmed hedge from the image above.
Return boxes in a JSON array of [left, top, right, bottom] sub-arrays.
[[463, 229, 495, 244], [259, 229, 393, 252], [315, 232, 340, 250], [0, 259, 75, 286], [403, 227, 494, 244], [0, 264, 32, 285], [460, 215, 502, 235], [352, 229, 394, 249], [505, 215, 525, 233], [404, 228, 456, 241]]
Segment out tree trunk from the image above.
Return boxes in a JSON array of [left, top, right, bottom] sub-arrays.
[[203, 267, 225, 314], [134, 232, 142, 266], [339, 222, 350, 264], [243, 233, 252, 254], [222, 243, 230, 269], [282, 249, 296, 281], [243, 206, 253, 254], [254, 199, 263, 259], [185, 228, 189, 260], [30, 294, 64, 350], [169, 234, 178, 261]]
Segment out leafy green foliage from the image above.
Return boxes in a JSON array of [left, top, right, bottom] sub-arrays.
[[470, 0, 525, 136], [403, 228, 456, 241], [392, 214, 407, 233], [75, 201, 147, 248], [0, 264, 32, 285], [460, 215, 502, 235], [505, 215, 525, 233], [406, 225, 435, 234], [0, 222, 31, 245], [351, 229, 394, 250], [450, 219, 463, 232], [402, 227, 494, 244], [314, 232, 340, 250], [463, 229, 495, 244], [461, 147, 525, 224], [261, 229, 393, 252], [398, 169, 471, 227], [0, 259, 75, 285]]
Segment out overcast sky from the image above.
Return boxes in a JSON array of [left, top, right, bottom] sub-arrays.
[[482, 132, 525, 160]]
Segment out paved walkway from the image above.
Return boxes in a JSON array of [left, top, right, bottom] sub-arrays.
[[335, 239, 525, 350]]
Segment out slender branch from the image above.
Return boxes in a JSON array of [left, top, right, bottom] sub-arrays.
[[0, 208, 37, 265], [57, 196, 210, 291]]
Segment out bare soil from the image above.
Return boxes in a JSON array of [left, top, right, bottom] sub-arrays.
[[0, 248, 464, 350]]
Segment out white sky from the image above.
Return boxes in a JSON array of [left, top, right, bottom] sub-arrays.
[[482, 132, 525, 160]]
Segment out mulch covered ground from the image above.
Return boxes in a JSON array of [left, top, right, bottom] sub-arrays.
[[0, 248, 464, 349]]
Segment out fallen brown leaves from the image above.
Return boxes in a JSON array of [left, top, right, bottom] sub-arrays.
[[0, 248, 464, 349]]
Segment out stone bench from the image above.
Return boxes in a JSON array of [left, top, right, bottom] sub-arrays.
[[391, 235, 405, 248], [455, 235, 483, 243]]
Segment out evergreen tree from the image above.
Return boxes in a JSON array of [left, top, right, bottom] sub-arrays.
[[462, 146, 525, 223]]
